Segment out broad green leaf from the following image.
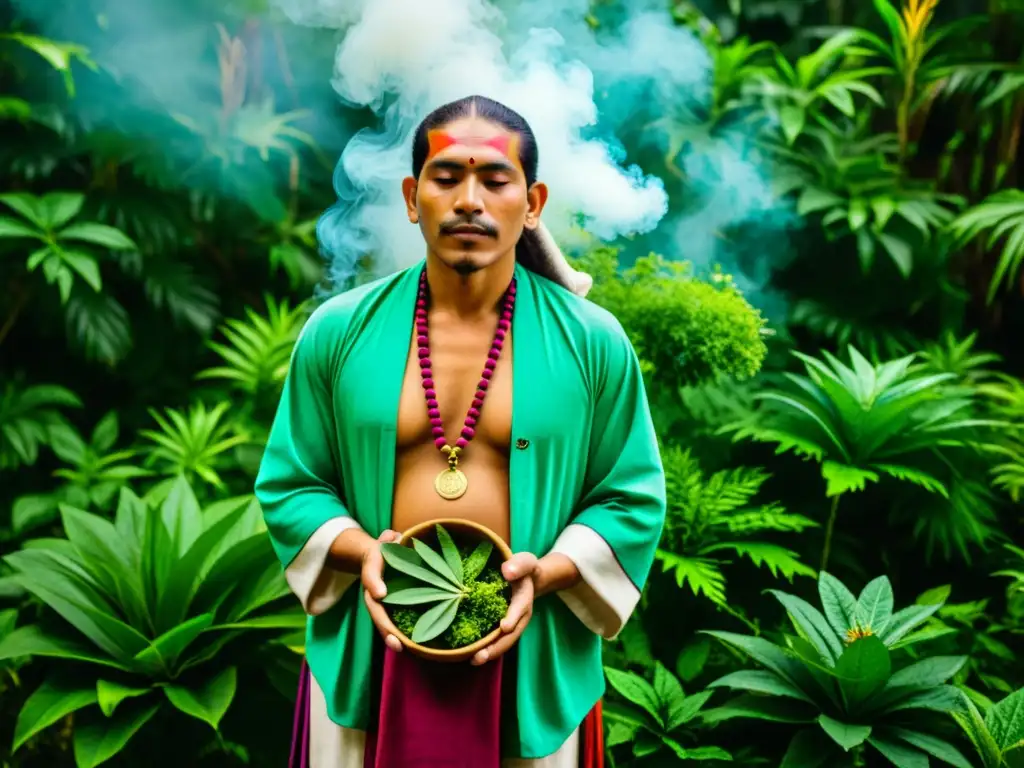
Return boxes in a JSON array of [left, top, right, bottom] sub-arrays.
[[834, 636, 891, 713], [435, 525, 464, 584], [411, 596, 460, 643], [97, 679, 152, 717], [605, 667, 663, 727], [0, 625, 129, 670], [411, 538, 461, 587], [818, 715, 871, 751], [887, 727, 975, 768], [890, 625, 959, 650], [207, 610, 306, 631], [702, 631, 809, 691], [916, 585, 952, 606], [675, 637, 711, 682], [12, 678, 97, 752], [382, 587, 461, 605], [770, 590, 843, 663], [462, 540, 493, 582], [164, 666, 237, 730], [701, 694, 817, 725], [881, 603, 943, 646], [667, 690, 713, 731], [707, 669, 814, 704], [61, 251, 102, 292], [856, 576, 894, 634], [382, 543, 462, 592], [822, 461, 878, 496], [58, 222, 137, 250], [882, 685, 966, 714], [889, 656, 968, 689], [781, 728, 835, 768], [868, 735, 929, 768], [819, 572, 860, 637], [73, 700, 159, 768], [653, 662, 685, 709], [986, 687, 1024, 753], [780, 104, 806, 144], [0, 216, 42, 239]]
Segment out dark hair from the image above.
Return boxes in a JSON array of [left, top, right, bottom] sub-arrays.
[[411, 94, 538, 186], [410, 95, 570, 289]]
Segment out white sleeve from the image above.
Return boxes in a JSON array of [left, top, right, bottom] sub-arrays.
[[285, 517, 364, 616], [548, 523, 641, 640]]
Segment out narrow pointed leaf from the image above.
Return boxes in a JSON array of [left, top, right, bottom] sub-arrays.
[[887, 727, 975, 768], [435, 525, 464, 584], [462, 540, 493, 582], [880, 603, 943, 646], [0, 625, 129, 670], [382, 586, 461, 605], [856, 576, 894, 634], [702, 694, 817, 724], [707, 670, 815, 704], [411, 538, 461, 587], [889, 656, 968, 689], [868, 735, 929, 768], [134, 613, 214, 673], [411, 596, 460, 643], [770, 590, 843, 663], [667, 690, 713, 730], [605, 668, 663, 727], [381, 543, 461, 592]]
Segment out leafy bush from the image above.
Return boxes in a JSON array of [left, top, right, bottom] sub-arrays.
[[702, 573, 973, 767], [0, 477, 302, 768]]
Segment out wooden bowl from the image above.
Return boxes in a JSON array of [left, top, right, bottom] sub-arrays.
[[389, 517, 513, 663]]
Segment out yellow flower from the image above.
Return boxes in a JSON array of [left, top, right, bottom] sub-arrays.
[[845, 625, 875, 643]]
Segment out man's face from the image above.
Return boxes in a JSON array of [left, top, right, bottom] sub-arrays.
[[403, 116, 547, 276]]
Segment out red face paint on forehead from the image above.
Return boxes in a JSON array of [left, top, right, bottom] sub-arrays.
[[426, 129, 518, 164]]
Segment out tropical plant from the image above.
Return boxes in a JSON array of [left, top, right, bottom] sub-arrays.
[[723, 345, 1001, 569], [702, 572, 973, 767], [0, 476, 302, 768], [953, 687, 1024, 768], [380, 524, 510, 648], [577, 249, 769, 390], [0, 380, 81, 470], [603, 661, 732, 764], [655, 446, 817, 625], [10, 411, 149, 537]]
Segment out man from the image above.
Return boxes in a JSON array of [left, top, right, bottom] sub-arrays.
[[255, 94, 666, 768]]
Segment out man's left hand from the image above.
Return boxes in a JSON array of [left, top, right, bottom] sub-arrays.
[[471, 552, 539, 666]]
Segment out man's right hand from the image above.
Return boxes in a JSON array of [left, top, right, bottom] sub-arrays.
[[360, 529, 405, 653]]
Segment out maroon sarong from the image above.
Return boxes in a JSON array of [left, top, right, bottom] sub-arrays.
[[288, 650, 603, 767]]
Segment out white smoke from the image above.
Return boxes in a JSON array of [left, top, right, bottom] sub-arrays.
[[277, 0, 692, 283]]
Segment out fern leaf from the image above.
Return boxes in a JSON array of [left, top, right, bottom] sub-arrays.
[[723, 422, 826, 461], [702, 542, 817, 582], [655, 550, 727, 605], [720, 505, 819, 534], [821, 460, 879, 496], [872, 463, 949, 498]]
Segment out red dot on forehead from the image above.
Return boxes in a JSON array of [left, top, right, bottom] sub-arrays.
[[469, 157, 475, 165]]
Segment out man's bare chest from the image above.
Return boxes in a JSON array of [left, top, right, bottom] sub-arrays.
[[395, 325, 513, 454]]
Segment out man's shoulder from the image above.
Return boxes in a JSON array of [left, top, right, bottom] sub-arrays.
[[530, 271, 631, 351]]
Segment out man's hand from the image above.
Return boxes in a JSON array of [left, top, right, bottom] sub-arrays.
[[361, 529, 405, 653], [471, 551, 539, 666]]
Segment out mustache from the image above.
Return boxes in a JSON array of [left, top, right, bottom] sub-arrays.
[[439, 218, 499, 238]]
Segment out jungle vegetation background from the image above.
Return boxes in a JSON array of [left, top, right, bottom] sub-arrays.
[[0, 0, 1022, 766]]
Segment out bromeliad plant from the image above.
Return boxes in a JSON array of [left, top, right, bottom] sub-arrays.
[[0, 476, 303, 768], [381, 524, 510, 650], [603, 661, 732, 764], [702, 573, 974, 768]]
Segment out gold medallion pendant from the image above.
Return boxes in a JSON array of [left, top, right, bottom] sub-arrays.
[[434, 467, 468, 500], [435, 445, 468, 500]]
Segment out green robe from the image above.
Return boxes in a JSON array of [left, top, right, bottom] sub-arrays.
[[255, 259, 666, 759]]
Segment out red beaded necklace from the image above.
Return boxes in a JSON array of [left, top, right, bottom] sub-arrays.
[[415, 268, 517, 500]]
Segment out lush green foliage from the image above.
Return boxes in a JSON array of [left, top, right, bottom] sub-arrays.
[[381, 525, 510, 648], [1, 0, 1023, 766]]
